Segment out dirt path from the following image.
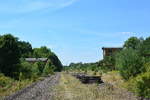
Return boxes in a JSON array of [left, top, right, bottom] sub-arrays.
[[4, 73, 60, 100]]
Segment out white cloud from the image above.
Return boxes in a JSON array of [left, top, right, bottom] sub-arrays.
[[76, 29, 133, 37], [0, 0, 78, 13], [77, 29, 138, 38], [120, 32, 135, 35]]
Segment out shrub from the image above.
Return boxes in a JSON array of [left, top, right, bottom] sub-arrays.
[[32, 62, 41, 76], [103, 55, 116, 70], [121, 76, 136, 92], [19, 62, 33, 79], [43, 60, 55, 75], [36, 62, 45, 74], [143, 62, 150, 72], [134, 72, 150, 98], [116, 48, 144, 80], [0, 73, 14, 87]]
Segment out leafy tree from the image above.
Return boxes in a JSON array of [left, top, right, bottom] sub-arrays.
[[32, 46, 62, 71], [33, 46, 51, 58], [0, 34, 21, 77], [48, 52, 62, 71], [18, 41, 32, 57], [140, 37, 150, 56], [116, 48, 144, 80], [123, 37, 142, 50]]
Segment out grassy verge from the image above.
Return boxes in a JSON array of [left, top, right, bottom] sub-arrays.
[[52, 72, 137, 100], [0, 73, 43, 99]]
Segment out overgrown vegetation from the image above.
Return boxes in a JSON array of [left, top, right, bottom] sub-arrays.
[[0, 34, 62, 79], [116, 36, 150, 98], [53, 73, 137, 100], [0, 73, 33, 99], [115, 48, 144, 80], [0, 33, 150, 99], [64, 36, 150, 99], [0, 34, 62, 97]]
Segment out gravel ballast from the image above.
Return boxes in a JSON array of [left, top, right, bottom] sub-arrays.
[[4, 73, 60, 100]]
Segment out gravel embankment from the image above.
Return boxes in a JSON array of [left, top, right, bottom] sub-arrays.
[[4, 73, 60, 100]]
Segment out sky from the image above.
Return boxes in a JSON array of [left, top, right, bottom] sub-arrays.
[[0, 0, 150, 65]]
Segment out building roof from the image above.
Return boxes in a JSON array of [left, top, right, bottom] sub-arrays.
[[102, 47, 123, 50], [25, 58, 48, 62]]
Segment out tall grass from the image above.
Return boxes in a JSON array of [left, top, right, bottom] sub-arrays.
[[0, 73, 38, 99], [101, 71, 124, 87]]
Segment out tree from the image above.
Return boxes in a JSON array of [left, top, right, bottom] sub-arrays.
[[0, 34, 21, 77], [33, 46, 51, 58], [140, 37, 150, 56], [123, 37, 142, 50], [32, 46, 63, 71], [116, 48, 144, 80], [48, 52, 62, 71], [18, 41, 32, 57]]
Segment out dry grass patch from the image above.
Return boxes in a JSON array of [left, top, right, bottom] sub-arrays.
[[52, 73, 137, 100], [101, 71, 124, 87]]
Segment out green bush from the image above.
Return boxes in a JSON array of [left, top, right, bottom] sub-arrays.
[[32, 62, 41, 76], [116, 48, 144, 80], [134, 72, 150, 98], [19, 62, 33, 79], [144, 62, 150, 72], [103, 55, 116, 70], [32, 62, 46, 76], [43, 60, 55, 75], [36, 62, 45, 74], [0, 73, 14, 87]]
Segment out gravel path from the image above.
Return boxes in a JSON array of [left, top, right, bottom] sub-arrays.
[[4, 73, 60, 100]]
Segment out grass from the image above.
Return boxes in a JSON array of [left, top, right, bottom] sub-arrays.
[[0, 73, 42, 99], [0, 80, 33, 99], [101, 71, 124, 87], [52, 72, 137, 100]]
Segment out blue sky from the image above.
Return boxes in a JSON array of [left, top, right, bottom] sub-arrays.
[[0, 0, 150, 65]]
